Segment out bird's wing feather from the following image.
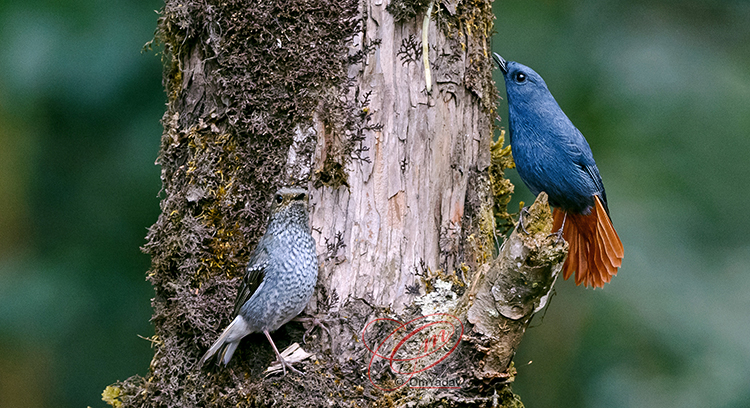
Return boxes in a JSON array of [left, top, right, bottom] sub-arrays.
[[232, 236, 270, 316], [565, 128, 610, 214], [584, 164, 610, 215]]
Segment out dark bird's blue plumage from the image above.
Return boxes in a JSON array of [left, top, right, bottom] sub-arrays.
[[494, 53, 623, 287]]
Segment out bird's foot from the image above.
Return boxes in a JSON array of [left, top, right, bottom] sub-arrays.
[[264, 342, 313, 377], [264, 331, 308, 377], [517, 206, 531, 235], [293, 315, 333, 344], [548, 227, 565, 244], [277, 355, 304, 376], [547, 210, 566, 244]]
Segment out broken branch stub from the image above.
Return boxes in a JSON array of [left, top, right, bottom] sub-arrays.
[[466, 192, 568, 375]]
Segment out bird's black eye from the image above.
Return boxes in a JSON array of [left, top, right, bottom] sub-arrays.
[[275, 194, 283, 204], [515, 72, 527, 83]]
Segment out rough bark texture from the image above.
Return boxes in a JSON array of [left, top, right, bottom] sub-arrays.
[[103, 0, 565, 407]]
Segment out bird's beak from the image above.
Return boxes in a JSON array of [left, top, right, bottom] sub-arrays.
[[492, 53, 508, 75]]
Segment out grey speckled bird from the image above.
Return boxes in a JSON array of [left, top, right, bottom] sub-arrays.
[[199, 187, 318, 375]]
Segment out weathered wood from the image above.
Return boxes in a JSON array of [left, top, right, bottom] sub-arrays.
[[103, 0, 567, 406], [465, 193, 566, 377]]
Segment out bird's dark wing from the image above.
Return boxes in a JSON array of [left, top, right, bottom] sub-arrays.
[[569, 129, 611, 215], [563, 128, 610, 215], [583, 164, 610, 215], [232, 236, 270, 316]]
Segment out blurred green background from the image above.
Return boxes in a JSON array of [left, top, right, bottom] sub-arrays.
[[0, 0, 748, 407], [493, 1, 750, 407], [0, 0, 163, 407]]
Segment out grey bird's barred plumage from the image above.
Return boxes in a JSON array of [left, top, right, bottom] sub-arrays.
[[199, 187, 318, 373]]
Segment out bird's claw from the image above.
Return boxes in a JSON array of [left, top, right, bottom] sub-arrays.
[[548, 227, 565, 244], [293, 315, 333, 344], [264, 342, 313, 377], [267, 355, 304, 377], [547, 210, 566, 244], [277, 357, 304, 376]]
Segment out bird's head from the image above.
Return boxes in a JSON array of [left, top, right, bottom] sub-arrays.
[[271, 187, 308, 211], [269, 187, 310, 226], [492, 53, 552, 104]]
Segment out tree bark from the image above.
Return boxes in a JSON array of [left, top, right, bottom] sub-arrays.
[[104, 0, 566, 407]]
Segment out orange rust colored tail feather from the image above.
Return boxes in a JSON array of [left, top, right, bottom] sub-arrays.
[[552, 196, 624, 288]]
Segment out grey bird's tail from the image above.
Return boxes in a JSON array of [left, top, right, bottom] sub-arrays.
[[198, 315, 250, 367]]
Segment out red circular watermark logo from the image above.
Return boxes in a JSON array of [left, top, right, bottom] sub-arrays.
[[361, 313, 464, 391]]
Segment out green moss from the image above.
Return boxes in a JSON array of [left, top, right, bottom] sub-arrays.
[[490, 129, 515, 235], [111, 0, 518, 406], [498, 385, 526, 408], [111, 0, 367, 406], [435, 0, 498, 112], [385, 0, 498, 113], [102, 385, 122, 408], [523, 192, 556, 237]]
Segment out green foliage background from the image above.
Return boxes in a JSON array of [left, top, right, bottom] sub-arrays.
[[0, 0, 163, 407], [0, 0, 748, 407], [493, 1, 750, 407]]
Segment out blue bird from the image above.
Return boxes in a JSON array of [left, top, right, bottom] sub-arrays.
[[494, 53, 623, 287]]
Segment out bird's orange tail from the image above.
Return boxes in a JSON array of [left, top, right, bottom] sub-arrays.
[[552, 196, 624, 288]]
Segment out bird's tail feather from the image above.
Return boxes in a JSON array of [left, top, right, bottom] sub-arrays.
[[198, 316, 247, 367], [219, 341, 239, 366], [553, 196, 624, 288]]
